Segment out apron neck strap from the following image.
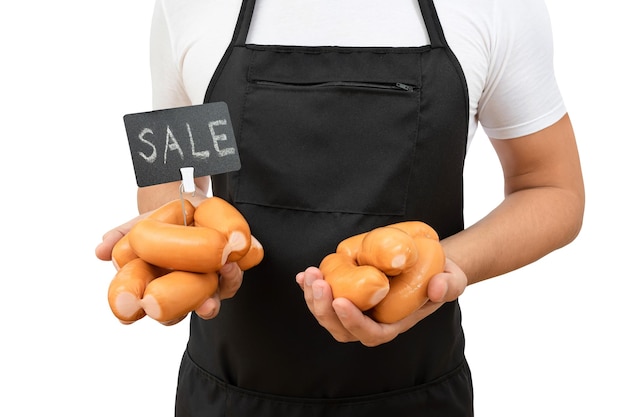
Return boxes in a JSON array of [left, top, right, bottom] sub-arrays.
[[418, 0, 447, 49], [233, 0, 256, 46]]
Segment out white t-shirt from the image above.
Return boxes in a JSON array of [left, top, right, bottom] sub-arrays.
[[150, 0, 566, 144]]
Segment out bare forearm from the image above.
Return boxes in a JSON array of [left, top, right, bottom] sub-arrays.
[[442, 185, 584, 285]]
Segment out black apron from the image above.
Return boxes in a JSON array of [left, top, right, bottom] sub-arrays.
[[176, 0, 472, 415]]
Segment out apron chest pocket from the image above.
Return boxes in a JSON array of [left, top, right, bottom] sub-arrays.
[[235, 56, 422, 216]]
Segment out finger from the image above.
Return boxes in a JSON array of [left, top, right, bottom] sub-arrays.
[[427, 274, 448, 303], [182, 262, 244, 321], [295, 271, 305, 290], [428, 259, 467, 303], [310, 280, 357, 343], [95, 215, 147, 261], [195, 295, 221, 320], [95, 229, 124, 261], [299, 268, 355, 341], [332, 298, 398, 346], [218, 262, 244, 300], [299, 267, 324, 308]]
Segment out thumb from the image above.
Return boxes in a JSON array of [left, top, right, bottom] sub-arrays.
[[427, 258, 467, 303]]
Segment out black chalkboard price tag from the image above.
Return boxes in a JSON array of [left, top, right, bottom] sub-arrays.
[[123, 101, 240, 187]]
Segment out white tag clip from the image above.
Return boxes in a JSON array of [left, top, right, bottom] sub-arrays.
[[180, 167, 196, 194], [179, 167, 195, 226]]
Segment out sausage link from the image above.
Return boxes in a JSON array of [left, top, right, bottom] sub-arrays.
[[111, 234, 137, 271], [194, 197, 252, 262], [149, 198, 196, 225], [111, 199, 196, 269], [369, 236, 445, 323], [107, 258, 166, 324], [388, 221, 439, 241], [335, 232, 368, 260], [128, 218, 229, 273], [236, 235, 264, 271], [140, 270, 219, 323], [356, 227, 418, 276], [319, 253, 390, 311]]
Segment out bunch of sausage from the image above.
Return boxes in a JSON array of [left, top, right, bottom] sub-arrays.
[[319, 221, 445, 323], [107, 197, 264, 325]]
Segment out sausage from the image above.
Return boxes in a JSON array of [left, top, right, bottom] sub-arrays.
[[369, 236, 445, 323], [335, 221, 436, 262], [149, 198, 196, 226], [318, 252, 390, 311], [140, 270, 219, 324], [107, 197, 261, 325], [193, 197, 251, 262], [356, 226, 418, 276], [128, 218, 229, 273], [236, 235, 264, 271], [111, 199, 196, 269], [111, 234, 136, 271], [107, 258, 167, 324], [387, 221, 439, 241], [319, 220, 445, 322], [335, 231, 368, 259]]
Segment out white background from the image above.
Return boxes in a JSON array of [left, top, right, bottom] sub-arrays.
[[1, 1, 623, 416]]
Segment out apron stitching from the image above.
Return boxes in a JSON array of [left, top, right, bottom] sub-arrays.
[[231, 46, 256, 204], [245, 45, 432, 55]]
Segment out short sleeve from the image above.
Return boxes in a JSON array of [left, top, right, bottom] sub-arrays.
[[478, 0, 566, 139], [150, 0, 192, 110]]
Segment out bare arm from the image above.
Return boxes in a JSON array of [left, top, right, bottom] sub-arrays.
[[442, 113, 585, 284]]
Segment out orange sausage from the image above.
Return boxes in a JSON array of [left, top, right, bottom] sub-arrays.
[[193, 197, 251, 262], [140, 270, 219, 324], [149, 198, 196, 226], [335, 231, 368, 259], [107, 258, 166, 324], [369, 236, 445, 324], [388, 221, 439, 241], [236, 235, 264, 271], [128, 218, 229, 273], [111, 234, 136, 271], [111, 199, 196, 269], [319, 253, 390, 311], [356, 226, 418, 276]]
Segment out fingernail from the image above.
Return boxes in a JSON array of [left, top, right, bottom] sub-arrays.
[[305, 273, 314, 286]]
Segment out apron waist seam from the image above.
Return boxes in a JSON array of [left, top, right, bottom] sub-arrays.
[[183, 349, 468, 405]]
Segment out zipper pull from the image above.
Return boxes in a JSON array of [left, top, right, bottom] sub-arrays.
[[395, 82, 414, 91]]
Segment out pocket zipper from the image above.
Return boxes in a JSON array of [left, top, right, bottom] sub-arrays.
[[254, 80, 416, 92]]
